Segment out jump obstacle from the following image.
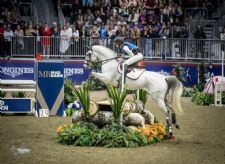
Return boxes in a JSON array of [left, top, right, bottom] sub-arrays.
[[0, 61, 65, 116]]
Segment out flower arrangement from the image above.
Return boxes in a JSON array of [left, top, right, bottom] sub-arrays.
[[138, 123, 167, 143]]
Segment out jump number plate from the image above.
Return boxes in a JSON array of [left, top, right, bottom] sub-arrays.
[[39, 109, 49, 117]]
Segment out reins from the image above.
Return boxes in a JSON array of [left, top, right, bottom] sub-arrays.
[[86, 56, 119, 67]]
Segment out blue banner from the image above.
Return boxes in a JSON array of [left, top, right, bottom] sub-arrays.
[[63, 61, 91, 84], [0, 98, 32, 113], [0, 60, 34, 80], [0, 59, 224, 87], [36, 61, 64, 116]]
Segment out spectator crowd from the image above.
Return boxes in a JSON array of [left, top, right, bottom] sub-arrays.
[[0, 0, 223, 58]]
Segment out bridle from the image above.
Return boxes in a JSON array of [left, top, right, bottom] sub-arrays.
[[84, 50, 118, 68]]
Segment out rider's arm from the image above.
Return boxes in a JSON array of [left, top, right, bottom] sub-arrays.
[[123, 45, 134, 57]]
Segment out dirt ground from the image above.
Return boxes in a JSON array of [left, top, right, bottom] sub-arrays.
[[1, 91, 225, 164]]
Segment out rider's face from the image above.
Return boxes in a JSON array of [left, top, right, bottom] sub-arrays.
[[115, 43, 120, 48]]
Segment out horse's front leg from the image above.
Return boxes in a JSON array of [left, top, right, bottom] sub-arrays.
[[91, 72, 112, 84]]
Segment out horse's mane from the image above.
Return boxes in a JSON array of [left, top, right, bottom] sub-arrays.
[[92, 45, 117, 59]]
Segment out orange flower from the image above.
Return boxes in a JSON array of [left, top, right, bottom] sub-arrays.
[[147, 136, 153, 143], [142, 127, 150, 136], [149, 130, 158, 137], [56, 124, 67, 134], [158, 135, 164, 140]]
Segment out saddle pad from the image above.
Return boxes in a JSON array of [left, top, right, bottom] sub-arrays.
[[118, 64, 145, 80]]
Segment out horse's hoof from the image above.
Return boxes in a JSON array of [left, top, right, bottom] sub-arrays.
[[175, 124, 180, 129], [168, 135, 175, 140]]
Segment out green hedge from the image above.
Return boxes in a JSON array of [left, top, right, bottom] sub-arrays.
[[57, 123, 148, 148]]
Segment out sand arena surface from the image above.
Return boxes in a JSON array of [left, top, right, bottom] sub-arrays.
[[1, 91, 225, 164]]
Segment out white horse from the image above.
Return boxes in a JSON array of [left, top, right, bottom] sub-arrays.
[[84, 45, 183, 137]]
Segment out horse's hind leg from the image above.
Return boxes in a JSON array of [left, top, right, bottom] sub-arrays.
[[165, 80, 180, 129], [153, 96, 174, 137]]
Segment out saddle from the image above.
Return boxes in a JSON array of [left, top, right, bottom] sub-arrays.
[[118, 62, 145, 80]]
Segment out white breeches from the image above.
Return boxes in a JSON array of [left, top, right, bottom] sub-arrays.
[[123, 53, 143, 66]]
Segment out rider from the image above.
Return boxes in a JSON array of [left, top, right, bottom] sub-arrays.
[[114, 37, 144, 81]]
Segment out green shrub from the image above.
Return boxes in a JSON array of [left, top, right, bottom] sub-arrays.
[[133, 89, 148, 107], [106, 84, 127, 125], [182, 87, 196, 97], [87, 76, 106, 90], [197, 62, 206, 92], [57, 123, 148, 147], [191, 92, 213, 105], [66, 81, 90, 119], [0, 90, 7, 98], [222, 92, 225, 104], [65, 108, 76, 116], [11, 91, 27, 98], [64, 78, 77, 104]]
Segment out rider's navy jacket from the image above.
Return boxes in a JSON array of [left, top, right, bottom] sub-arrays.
[[123, 42, 139, 50], [99, 27, 108, 39]]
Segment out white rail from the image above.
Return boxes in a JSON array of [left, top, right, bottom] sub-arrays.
[[1, 80, 36, 93], [0, 80, 36, 85]]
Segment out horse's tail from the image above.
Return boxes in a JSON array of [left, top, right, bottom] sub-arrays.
[[166, 76, 183, 115]]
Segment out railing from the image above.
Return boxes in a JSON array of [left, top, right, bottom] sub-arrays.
[[1, 35, 224, 61]]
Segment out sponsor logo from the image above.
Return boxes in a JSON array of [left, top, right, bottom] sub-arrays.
[[64, 68, 84, 77], [0, 66, 33, 78], [0, 100, 8, 111], [38, 71, 63, 78], [158, 70, 170, 76]]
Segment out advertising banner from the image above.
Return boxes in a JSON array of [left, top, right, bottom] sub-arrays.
[[0, 98, 33, 113], [0, 59, 224, 87], [36, 61, 64, 116]]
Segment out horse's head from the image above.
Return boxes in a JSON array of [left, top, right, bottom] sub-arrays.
[[84, 47, 99, 69], [84, 45, 118, 69]]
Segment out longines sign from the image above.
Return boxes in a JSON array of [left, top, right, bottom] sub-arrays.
[[64, 68, 84, 77], [0, 66, 84, 78], [0, 66, 33, 78]]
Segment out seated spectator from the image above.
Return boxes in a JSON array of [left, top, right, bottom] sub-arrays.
[[127, 9, 139, 25], [139, 9, 147, 25]]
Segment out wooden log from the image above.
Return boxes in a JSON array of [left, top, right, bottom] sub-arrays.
[[123, 113, 145, 127], [139, 109, 155, 125], [72, 111, 146, 127]]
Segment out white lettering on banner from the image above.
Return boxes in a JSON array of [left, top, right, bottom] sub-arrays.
[[64, 68, 84, 77], [0, 66, 33, 78], [0, 100, 9, 111], [38, 71, 63, 78], [158, 70, 170, 76]]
